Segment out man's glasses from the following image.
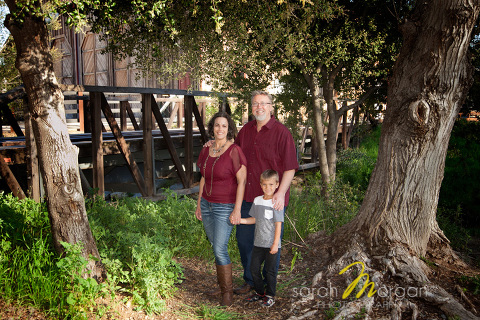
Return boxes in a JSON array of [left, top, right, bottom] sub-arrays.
[[252, 102, 272, 107]]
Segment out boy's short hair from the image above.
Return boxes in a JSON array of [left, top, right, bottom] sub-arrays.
[[260, 169, 279, 182]]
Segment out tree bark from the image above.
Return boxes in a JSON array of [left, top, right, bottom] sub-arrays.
[[304, 70, 330, 186], [346, 0, 479, 257], [5, 1, 104, 280], [342, 106, 348, 150]]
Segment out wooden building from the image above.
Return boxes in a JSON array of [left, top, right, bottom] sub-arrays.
[[50, 16, 197, 90]]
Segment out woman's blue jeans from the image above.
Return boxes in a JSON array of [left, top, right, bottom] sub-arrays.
[[200, 198, 234, 266]]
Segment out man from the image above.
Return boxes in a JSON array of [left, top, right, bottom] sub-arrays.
[[231, 90, 298, 294]]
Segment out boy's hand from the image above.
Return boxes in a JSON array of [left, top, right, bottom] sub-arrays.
[[269, 244, 278, 255]]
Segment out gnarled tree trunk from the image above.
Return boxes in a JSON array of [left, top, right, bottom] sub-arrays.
[[5, 0, 104, 280], [292, 1, 480, 319], [349, 0, 477, 258]]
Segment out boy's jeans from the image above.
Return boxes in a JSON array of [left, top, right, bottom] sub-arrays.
[[250, 246, 279, 297]]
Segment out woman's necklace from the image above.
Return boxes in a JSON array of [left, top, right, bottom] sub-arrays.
[[212, 141, 227, 156], [202, 142, 227, 196]]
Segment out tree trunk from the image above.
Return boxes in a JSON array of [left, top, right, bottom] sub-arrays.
[[342, 107, 348, 149], [349, 105, 359, 148], [304, 71, 330, 186], [324, 86, 339, 182], [5, 1, 104, 280], [348, 0, 478, 257]]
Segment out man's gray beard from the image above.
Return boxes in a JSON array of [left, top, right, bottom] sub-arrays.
[[254, 113, 266, 121]]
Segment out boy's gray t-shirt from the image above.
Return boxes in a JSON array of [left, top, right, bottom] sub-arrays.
[[248, 195, 284, 249]]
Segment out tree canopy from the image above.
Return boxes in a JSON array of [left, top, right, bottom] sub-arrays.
[[65, 0, 407, 186]]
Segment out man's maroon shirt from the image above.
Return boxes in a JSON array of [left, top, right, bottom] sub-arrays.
[[235, 117, 299, 206]]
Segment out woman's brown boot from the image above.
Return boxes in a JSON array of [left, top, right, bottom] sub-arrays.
[[206, 264, 222, 296], [216, 263, 233, 306]]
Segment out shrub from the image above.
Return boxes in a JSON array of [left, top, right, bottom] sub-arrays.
[[0, 193, 105, 319], [86, 191, 240, 314], [285, 172, 363, 242], [439, 119, 480, 227]]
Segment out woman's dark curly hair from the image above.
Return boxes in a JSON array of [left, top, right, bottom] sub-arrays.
[[207, 112, 237, 140]]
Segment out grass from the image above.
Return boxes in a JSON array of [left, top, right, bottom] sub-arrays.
[[0, 194, 106, 319], [459, 274, 480, 295], [194, 304, 244, 319], [285, 172, 364, 243]]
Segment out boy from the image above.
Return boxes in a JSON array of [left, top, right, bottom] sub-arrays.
[[240, 169, 284, 307]]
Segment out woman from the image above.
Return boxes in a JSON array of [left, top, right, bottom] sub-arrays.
[[195, 112, 247, 306]]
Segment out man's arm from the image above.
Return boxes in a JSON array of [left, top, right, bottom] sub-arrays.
[[272, 169, 295, 210]]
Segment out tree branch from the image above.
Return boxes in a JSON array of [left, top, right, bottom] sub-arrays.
[[329, 63, 344, 84], [336, 84, 383, 116], [301, 62, 322, 90]]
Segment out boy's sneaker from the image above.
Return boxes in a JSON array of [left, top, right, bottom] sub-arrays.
[[246, 293, 264, 302], [261, 295, 275, 307]]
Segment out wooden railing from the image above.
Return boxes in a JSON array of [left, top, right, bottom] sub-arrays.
[[0, 85, 233, 199]]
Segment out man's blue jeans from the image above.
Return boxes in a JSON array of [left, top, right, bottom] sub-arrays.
[[236, 200, 284, 286], [200, 198, 235, 266]]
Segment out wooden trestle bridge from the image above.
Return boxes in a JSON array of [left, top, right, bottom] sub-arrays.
[[0, 85, 230, 200]]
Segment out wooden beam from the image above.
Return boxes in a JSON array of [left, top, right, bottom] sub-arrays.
[[0, 103, 24, 137], [99, 93, 147, 196], [59, 84, 231, 98], [120, 101, 127, 131], [90, 92, 105, 197], [298, 162, 320, 170], [0, 154, 26, 199], [83, 100, 92, 133], [125, 101, 140, 130], [0, 86, 25, 105], [78, 92, 85, 133], [191, 98, 208, 144], [184, 96, 194, 187], [299, 126, 309, 159], [178, 100, 184, 128], [78, 167, 91, 195], [167, 102, 179, 129], [151, 95, 188, 188], [142, 94, 154, 196]]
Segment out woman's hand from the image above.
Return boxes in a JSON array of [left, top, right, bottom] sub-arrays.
[[195, 206, 202, 221], [229, 209, 241, 225]]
